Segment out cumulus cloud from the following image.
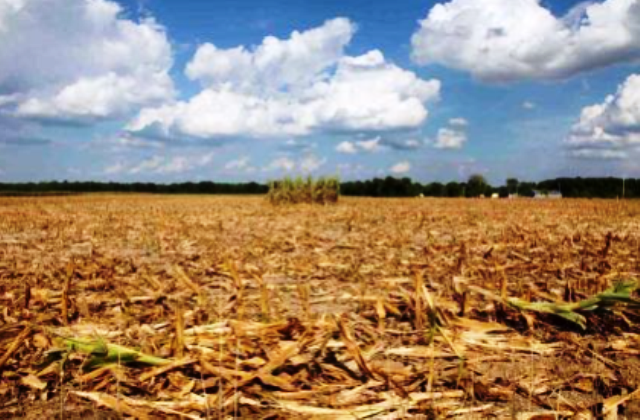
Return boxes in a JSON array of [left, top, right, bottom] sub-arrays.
[[128, 156, 165, 175], [568, 149, 627, 160], [129, 18, 440, 140], [0, 0, 174, 123], [337, 136, 422, 153], [434, 128, 467, 149], [225, 156, 251, 170], [105, 153, 214, 176], [336, 137, 386, 154], [411, 0, 640, 82], [433, 117, 469, 149], [104, 161, 128, 175], [264, 156, 296, 172], [403, 139, 422, 149], [337, 163, 366, 175], [566, 73, 640, 158], [104, 134, 165, 150], [300, 155, 327, 172], [448, 117, 468, 127], [264, 154, 327, 173], [280, 139, 317, 152], [336, 141, 358, 154], [390, 161, 411, 174], [522, 101, 536, 110], [381, 138, 423, 151], [356, 137, 383, 152], [185, 18, 354, 93]]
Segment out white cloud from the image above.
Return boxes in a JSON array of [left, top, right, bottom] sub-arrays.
[[67, 167, 82, 176], [337, 163, 365, 175], [105, 152, 214, 176], [265, 156, 296, 172], [569, 148, 628, 160], [336, 136, 388, 154], [129, 19, 440, 140], [403, 139, 422, 149], [282, 139, 317, 151], [107, 134, 165, 150], [378, 137, 424, 151], [448, 117, 468, 127], [0, 0, 174, 123], [336, 141, 358, 154], [129, 156, 164, 174], [16, 72, 173, 122], [455, 158, 484, 179], [185, 17, 354, 93], [196, 153, 215, 166], [432, 117, 469, 149], [356, 136, 382, 152], [390, 161, 411, 174], [522, 101, 536, 110], [434, 128, 467, 149], [300, 155, 327, 173], [264, 154, 327, 173], [225, 156, 251, 170], [159, 156, 192, 174], [104, 161, 127, 175], [411, 0, 640, 82], [566, 73, 640, 158], [0, 94, 19, 107]]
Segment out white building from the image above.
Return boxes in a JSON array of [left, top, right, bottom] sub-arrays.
[[533, 190, 562, 199]]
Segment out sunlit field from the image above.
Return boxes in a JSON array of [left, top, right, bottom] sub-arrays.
[[1, 195, 640, 419]]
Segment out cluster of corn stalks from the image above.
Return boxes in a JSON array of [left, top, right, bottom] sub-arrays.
[[267, 176, 340, 205]]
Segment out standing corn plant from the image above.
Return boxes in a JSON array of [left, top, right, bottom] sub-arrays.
[[267, 176, 340, 205]]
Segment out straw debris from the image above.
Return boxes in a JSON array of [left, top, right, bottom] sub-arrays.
[[1, 195, 640, 418]]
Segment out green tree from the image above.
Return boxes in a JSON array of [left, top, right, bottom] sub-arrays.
[[444, 182, 463, 197], [467, 174, 488, 197], [424, 182, 444, 197], [506, 178, 519, 195]]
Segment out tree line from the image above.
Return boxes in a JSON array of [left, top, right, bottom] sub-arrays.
[[0, 176, 638, 198], [0, 181, 268, 196], [342, 176, 640, 198]]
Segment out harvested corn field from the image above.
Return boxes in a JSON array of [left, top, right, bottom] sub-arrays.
[[1, 195, 640, 419]]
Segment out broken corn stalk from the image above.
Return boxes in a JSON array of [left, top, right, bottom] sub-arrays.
[[470, 280, 640, 329], [56, 336, 170, 368]]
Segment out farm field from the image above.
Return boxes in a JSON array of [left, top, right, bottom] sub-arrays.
[[1, 195, 640, 419]]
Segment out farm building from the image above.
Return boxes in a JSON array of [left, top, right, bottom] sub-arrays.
[[533, 190, 562, 199]]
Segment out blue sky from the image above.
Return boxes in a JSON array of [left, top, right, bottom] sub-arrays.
[[1, 0, 639, 184]]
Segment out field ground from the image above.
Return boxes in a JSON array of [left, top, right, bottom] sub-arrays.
[[1, 195, 640, 419]]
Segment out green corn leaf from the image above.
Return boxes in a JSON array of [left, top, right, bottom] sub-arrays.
[[58, 337, 170, 369]]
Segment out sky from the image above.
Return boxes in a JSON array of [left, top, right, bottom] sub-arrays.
[[0, 0, 639, 185]]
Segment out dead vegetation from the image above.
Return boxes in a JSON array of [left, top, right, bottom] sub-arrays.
[[1, 195, 640, 419], [267, 177, 340, 205]]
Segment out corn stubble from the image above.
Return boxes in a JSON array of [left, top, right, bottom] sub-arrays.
[[1, 195, 640, 418]]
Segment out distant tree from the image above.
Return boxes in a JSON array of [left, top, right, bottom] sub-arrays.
[[506, 178, 519, 195], [424, 182, 444, 197], [444, 182, 463, 197], [518, 182, 536, 197], [467, 174, 488, 197]]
